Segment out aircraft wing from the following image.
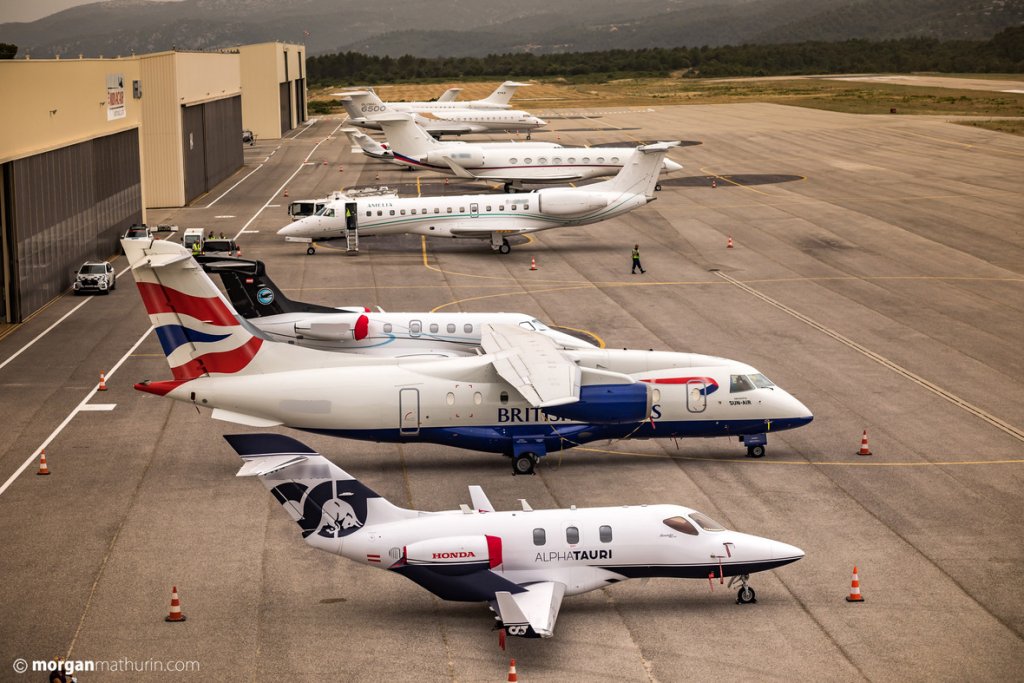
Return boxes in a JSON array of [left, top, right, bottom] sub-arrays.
[[494, 581, 566, 638], [441, 155, 477, 179], [481, 324, 580, 407]]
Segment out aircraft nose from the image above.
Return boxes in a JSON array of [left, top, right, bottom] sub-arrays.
[[532, 116, 547, 126], [772, 541, 805, 561]]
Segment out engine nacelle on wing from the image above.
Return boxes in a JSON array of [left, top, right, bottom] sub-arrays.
[[537, 189, 609, 217], [543, 383, 651, 423], [294, 313, 369, 341], [426, 147, 484, 168], [404, 535, 502, 575]]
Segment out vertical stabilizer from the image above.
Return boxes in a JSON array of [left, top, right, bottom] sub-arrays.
[[591, 142, 680, 197]]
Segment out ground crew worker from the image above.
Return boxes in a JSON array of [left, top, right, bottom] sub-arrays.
[[631, 244, 646, 274], [191, 241, 201, 256]]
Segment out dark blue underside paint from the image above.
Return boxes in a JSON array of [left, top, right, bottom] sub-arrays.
[[300, 416, 813, 457], [391, 565, 527, 602], [602, 557, 803, 580]]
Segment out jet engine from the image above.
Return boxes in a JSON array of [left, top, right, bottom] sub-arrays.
[[543, 383, 651, 423], [294, 313, 369, 341], [425, 147, 484, 168], [536, 189, 609, 216], [404, 535, 502, 574]]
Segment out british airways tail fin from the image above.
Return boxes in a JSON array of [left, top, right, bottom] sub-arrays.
[[227, 433, 414, 553]]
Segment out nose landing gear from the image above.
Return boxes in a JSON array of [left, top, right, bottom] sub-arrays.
[[729, 574, 756, 604]]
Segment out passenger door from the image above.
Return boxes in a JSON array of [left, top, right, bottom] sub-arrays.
[[686, 379, 707, 413]]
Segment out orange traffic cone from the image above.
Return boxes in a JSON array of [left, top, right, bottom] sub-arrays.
[[98, 372, 108, 391], [165, 586, 187, 622], [323, 160, 327, 165], [845, 566, 865, 602], [283, 188, 289, 198], [339, 166, 344, 172], [236, 246, 242, 257], [856, 429, 872, 456], [711, 178, 717, 188], [36, 449, 51, 476], [530, 257, 537, 271], [507, 659, 518, 682], [375, 172, 380, 181], [727, 236, 734, 249]]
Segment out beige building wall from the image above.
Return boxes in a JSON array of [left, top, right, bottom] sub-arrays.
[[238, 42, 306, 140], [137, 51, 241, 207], [0, 58, 143, 165]]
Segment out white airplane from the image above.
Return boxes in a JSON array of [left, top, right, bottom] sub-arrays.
[[196, 253, 594, 355], [123, 237, 812, 474], [278, 142, 678, 254], [338, 90, 546, 138], [375, 113, 683, 190], [228, 433, 805, 641], [360, 81, 529, 112]]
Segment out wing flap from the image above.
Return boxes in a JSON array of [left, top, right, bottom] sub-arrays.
[[482, 324, 580, 407], [496, 581, 566, 638]]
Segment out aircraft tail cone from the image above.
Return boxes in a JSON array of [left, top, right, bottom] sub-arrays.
[[727, 236, 734, 249], [165, 586, 187, 622], [507, 658, 518, 682], [845, 566, 865, 602], [857, 429, 872, 456], [98, 371, 108, 391], [36, 449, 51, 476], [530, 257, 537, 271]]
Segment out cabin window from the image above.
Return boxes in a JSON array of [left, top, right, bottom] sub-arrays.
[[473, 392, 482, 405], [523, 202, 529, 210], [525, 158, 533, 164], [569, 157, 576, 163], [410, 321, 421, 334], [730, 375, 755, 393], [510, 159, 517, 165], [539, 158, 547, 164], [377, 210, 383, 216], [383, 323, 392, 333], [500, 391, 509, 404], [400, 209, 406, 215], [365, 211, 371, 217], [566, 527, 579, 544], [410, 209, 416, 215], [533, 528, 546, 546], [553, 157, 562, 164], [599, 525, 613, 543], [389, 210, 395, 216], [663, 517, 698, 536], [434, 208, 440, 214], [458, 207, 465, 213], [498, 205, 505, 211], [446, 392, 455, 406], [611, 157, 620, 163], [652, 389, 661, 403], [486, 205, 492, 212], [447, 323, 456, 333], [446, 207, 453, 214], [511, 204, 517, 211], [464, 323, 473, 333], [690, 513, 725, 532], [429, 323, 439, 333], [583, 157, 590, 163]]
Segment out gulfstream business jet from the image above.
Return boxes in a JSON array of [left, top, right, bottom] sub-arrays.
[[366, 81, 529, 111], [279, 142, 678, 254], [228, 433, 804, 642]]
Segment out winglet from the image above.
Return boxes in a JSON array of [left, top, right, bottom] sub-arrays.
[[469, 485, 494, 512]]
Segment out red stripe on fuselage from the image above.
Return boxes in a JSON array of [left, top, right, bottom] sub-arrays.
[[137, 281, 237, 326]]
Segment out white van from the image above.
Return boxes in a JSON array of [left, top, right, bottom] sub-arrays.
[[182, 228, 205, 251]]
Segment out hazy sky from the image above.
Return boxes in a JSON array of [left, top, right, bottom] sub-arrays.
[[1, 0, 180, 24]]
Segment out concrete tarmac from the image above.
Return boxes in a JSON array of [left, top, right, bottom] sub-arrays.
[[1, 104, 1022, 681]]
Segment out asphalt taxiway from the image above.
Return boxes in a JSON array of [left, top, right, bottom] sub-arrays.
[[1, 102, 1022, 681]]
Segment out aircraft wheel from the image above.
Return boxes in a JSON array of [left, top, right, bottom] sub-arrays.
[[306, 246, 316, 255], [513, 453, 537, 475], [746, 445, 766, 458], [498, 243, 511, 255], [655, 183, 662, 191], [737, 586, 756, 604]]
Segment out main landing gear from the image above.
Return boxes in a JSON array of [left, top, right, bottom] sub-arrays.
[[729, 574, 756, 604], [306, 245, 316, 255], [490, 234, 512, 254], [512, 452, 538, 475]]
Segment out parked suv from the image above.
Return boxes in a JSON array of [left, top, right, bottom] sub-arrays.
[[123, 223, 151, 240], [73, 261, 116, 295], [202, 238, 239, 256]]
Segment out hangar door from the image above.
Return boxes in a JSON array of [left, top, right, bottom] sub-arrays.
[[294, 77, 306, 124], [279, 82, 293, 136], [0, 129, 142, 322], [182, 95, 244, 204]]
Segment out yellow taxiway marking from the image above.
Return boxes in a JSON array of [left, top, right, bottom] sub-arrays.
[[697, 167, 808, 196]]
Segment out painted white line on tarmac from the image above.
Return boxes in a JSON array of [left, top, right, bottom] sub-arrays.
[[204, 163, 264, 208], [0, 298, 93, 371], [80, 404, 117, 411], [0, 324, 155, 498]]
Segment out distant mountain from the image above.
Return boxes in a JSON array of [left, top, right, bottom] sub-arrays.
[[1, 0, 1020, 59]]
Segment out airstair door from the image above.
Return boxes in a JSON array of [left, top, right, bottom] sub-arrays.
[[399, 388, 420, 435], [686, 379, 707, 413], [345, 202, 359, 253]]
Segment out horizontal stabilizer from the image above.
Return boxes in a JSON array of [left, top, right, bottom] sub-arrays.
[[133, 250, 191, 270], [482, 324, 580, 407], [496, 581, 566, 638], [211, 408, 283, 427], [236, 454, 309, 477]]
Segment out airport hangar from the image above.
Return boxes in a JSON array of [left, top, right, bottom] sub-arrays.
[[0, 42, 307, 325]]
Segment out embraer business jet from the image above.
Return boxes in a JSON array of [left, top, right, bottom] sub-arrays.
[[339, 90, 545, 138], [375, 113, 683, 190], [229, 433, 805, 641], [123, 238, 812, 473], [279, 142, 677, 254], [196, 253, 594, 355]]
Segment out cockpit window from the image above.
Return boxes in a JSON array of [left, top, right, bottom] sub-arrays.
[[689, 513, 725, 532], [749, 373, 775, 389], [530, 318, 548, 330], [730, 374, 755, 393], [322, 208, 335, 218], [662, 517, 698, 536]]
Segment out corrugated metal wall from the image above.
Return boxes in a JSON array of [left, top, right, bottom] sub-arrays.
[[182, 95, 242, 204], [1, 128, 142, 321], [279, 82, 292, 136]]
